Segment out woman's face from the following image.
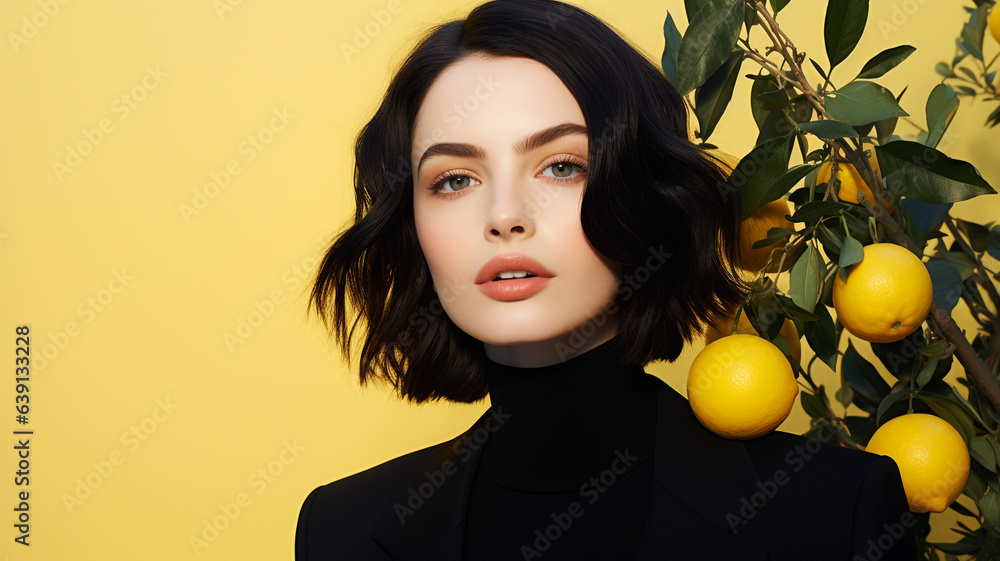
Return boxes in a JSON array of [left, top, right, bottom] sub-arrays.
[[411, 54, 621, 366]]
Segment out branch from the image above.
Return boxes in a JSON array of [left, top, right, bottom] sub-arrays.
[[737, 0, 1000, 409]]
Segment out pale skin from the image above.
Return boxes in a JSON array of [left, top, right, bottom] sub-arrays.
[[411, 54, 623, 368]]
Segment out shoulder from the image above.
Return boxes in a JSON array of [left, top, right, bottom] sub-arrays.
[[734, 428, 916, 559], [295, 441, 447, 560]]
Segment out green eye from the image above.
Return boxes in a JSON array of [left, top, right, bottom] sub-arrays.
[[551, 162, 576, 178]]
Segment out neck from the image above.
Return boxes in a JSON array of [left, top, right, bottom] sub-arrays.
[[480, 336, 658, 492], [482, 323, 618, 368]]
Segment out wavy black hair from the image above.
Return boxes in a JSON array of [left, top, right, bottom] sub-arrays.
[[310, 0, 746, 403]]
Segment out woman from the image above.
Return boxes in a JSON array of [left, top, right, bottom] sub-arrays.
[[296, 1, 916, 559]]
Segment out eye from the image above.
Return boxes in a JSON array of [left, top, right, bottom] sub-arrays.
[[430, 172, 480, 195], [540, 159, 587, 181]]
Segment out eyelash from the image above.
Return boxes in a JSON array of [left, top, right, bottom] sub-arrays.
[[426, 156, 588, 199]]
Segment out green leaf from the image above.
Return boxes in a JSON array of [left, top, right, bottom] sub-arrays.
[[960, 4, 989, 62], [835, 385, 854, 409], [675, 0, 744, 96], [661, 12, 683, 86], [935, 62, 955, 78], [970, 436, 997, 473], [731, 134, 795, 220], [982, 490, 1000, 532], [876, 383, 911, 426], [870, 329, 927, 381], [797, 120, 859, 139], [874, 116, 897, 146], [989, 226, 1000, 260], [750, 227, 795, 250], [925, 259, 963, 314], [948, 499, 977, 518], [964, 469, 987, 500], [755, 89, 790, 111], [925, 83, 959, 149], [915, 357, 940, 390], [876, 141, 997, 204], [823, 81, 908, 126], [956, 218, 990, 252], [855, 45, 916, 80], [809, 58, 830, 83], [804, 303, 839, 372], [684, 0, 707, 19], [801, 390, 830, 418], [824, 0, 869, 70], [816, 223, 843, 255], [838, 235, 864, 269], [755, 164, 818, 212], [695, 51, 744, 141], [790, 201, 851, 222], [916, 393, 974, 444], [843, 415, 875, 446], [750, 75, 780, 129], [933, 251, 975, 281], [919, 340, 948, 358], [769, 0, 790, 15], [842, 340, 891, 414], [789, 244, 823, 313]]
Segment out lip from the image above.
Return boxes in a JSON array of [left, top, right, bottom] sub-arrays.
[[475, 254, 555, 285], [475, 254, 555, 301]]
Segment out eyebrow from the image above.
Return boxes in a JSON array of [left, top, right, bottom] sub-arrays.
[[416, 122, 588, 174]]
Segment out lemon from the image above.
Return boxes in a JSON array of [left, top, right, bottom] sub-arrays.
[[833, 243, 933, 344], [688, 334, 799, 440], [865, 414, 970, 513], [704, 309, 802, 364], [737, 199, 796, 273], [817, 145, 894, 213], [990, 5, 1000, 45]]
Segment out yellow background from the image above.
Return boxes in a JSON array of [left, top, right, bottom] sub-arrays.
[[0, 0, 997, 558]]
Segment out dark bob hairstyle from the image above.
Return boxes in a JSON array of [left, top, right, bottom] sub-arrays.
[[311, 0, 746, 403]]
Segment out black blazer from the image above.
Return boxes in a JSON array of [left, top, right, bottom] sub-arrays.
[[296, 379, 917, 560]]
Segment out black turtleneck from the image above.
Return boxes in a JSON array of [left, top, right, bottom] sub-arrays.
[[463, 336, 660, 560]]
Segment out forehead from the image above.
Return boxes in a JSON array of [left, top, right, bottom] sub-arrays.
[[411, 54, 586, 158]]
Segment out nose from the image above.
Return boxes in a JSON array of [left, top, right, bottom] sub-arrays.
[[484, 178, 536, 241]]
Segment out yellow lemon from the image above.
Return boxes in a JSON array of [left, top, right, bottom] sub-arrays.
[[704, 309, 802, 364], [833, 243, 933, 343], [687, 334, 799, 440], [817, 146, 894, 213], [737, 199, 796, 273], [990, 6, 1000, 45], [865, 414, 970, 513]]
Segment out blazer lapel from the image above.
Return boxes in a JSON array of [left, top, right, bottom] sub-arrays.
[[637, 382, 771, 560], [369, 406, 501, 560], [369, 380, 772, 561]]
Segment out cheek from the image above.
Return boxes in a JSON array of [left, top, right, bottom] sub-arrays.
[[414, 210, 474, 288], [551, 194, 619, 282]]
